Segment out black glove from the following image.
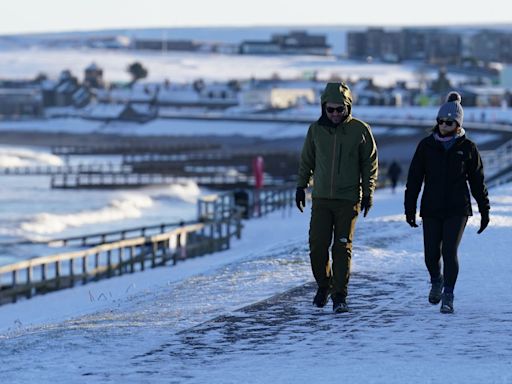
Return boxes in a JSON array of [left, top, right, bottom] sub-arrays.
[[406, 213, 418, 228], [477, 211, 489, 234], [296, 187, 306, 212], [361, 195, 372, 217]]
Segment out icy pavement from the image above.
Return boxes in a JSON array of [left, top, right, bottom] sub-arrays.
[[1, 187, 512, 383]]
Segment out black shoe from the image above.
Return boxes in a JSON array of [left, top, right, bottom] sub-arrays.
[[429, 275, 443, 304], [332, 295, 349, 313], [440, 292, 454, 314], [313, 286, 330, 308]]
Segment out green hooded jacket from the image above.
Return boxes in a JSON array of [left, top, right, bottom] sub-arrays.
[[297, 82, 378, 201]]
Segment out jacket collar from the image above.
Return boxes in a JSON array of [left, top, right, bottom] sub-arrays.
[[317, 114, 353, 133], [427, 132, 466, 150]]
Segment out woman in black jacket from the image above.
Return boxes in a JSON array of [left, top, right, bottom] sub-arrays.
[[404, 92, 490, 314]]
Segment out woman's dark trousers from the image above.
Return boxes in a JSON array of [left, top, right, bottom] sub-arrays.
[[422, 216, 468, 292]]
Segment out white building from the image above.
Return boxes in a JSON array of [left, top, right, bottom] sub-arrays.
[[241, 87, 316, 109]]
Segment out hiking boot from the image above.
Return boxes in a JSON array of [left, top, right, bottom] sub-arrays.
[[440, 292, 454, 314], [332, 294, 349, 313], [313, 286, 330, 308], [429, 275, 443, 304]]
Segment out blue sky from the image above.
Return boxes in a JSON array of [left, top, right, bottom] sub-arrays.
[[1, 0, 510, 35]]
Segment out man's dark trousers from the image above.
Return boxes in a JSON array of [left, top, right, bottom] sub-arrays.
[[309, 198, 359, 300]]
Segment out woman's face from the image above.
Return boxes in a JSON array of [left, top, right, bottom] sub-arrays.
[[437, 118, 458, 136]]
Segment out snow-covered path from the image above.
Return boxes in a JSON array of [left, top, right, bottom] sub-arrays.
[[1, 186, 511, 383]]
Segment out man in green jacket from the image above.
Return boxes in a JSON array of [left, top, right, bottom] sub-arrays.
[[296, 82, 378, 313]]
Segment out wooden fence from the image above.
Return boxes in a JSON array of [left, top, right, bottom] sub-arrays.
[[0, 185, 295, 305], [0, 217, 241, 305], [41, 220, 196, 248], [51, 142, 221, 156], [50, 172, 284, 189], [0, 163, 132, 176]]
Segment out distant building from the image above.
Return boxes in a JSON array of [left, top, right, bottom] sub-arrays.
[[348, 28, 403, 61], [425, 32, 462, 66], [199, 84, 238, 102], [82, 102, 157, 123], [271, 30, 331, 55], [459, 86, 507, 107], [72, 86, 94, 108], [500, 65, 512, 89], [470, 30, 512, 63], [0, 88, 43, 117], [240, 41, 281, 55], [118, 103, 157, 123], [133, 39, 199, 52], [401, 28, 428, 61], [158, 82, 239, 109], [347, 28, 462, 64], [40, 70, 93, 108], [86, 35, 131, 49], [240, 30, 330, 56], [241, 82, 316, 109], [84, 63, 104, 88]]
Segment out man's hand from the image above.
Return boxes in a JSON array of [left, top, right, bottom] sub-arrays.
[[406, 213, 418, 228], [295, 188, 306, 212], [361, 195, 373, 217], [477, 211, 489, 234]]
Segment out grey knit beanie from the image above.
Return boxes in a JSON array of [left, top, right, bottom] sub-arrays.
[[437, 91, 464, 126]]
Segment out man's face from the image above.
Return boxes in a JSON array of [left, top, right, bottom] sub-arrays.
[[325, 103, 346, 124]]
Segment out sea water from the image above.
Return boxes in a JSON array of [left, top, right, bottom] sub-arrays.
[[0, 145, 199, 265]]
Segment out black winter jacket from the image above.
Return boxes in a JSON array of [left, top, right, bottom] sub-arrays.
[[404, 134, 490, 218]]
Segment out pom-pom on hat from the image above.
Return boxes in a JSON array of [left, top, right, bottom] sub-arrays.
[[437, 91, 464, 127]]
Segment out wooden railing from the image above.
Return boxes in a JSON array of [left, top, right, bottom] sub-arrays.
[[51, 142, 220, 156], [0, 185, 295, 305], [40, 220, 196, 248], [0, 163, 132, 176], [50, 172, 284, 189], [0, 217, 242, 305]]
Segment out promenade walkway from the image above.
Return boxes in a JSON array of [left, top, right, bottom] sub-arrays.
[[1, 185, 510, 383]]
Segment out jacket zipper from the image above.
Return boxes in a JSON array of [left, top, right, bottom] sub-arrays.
[[337, 143, 343, 174], [330, 132, 337, 198]]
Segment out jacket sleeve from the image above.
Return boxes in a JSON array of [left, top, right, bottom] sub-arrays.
[[297, 125, 315, 188], [359, 125, 378, 197], [404, 140, 426, 215], [467, 143, 490, 213]]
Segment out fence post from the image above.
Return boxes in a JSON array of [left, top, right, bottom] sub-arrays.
[[56, 261, 61, 289], [151, 243, 157, 268], [129, 246, 135, 273], [92, 253, 99, 280], [107, 250, 112, 277], [69, 258, 75, 287], [236, 212, 242, 239], [118, 248, 124, 275], [26, 266, 33, 298], [82, 256, 88, 284], [139, 245, 145, 271], [225, 219, 231, 249], [174, 233, 181, 265]]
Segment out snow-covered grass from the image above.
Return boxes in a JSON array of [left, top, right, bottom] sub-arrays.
[[0, 47, 433, 86], [0, 184, 511, 383]]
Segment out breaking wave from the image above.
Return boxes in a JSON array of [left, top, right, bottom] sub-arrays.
[[0, 147, 64, 168]]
